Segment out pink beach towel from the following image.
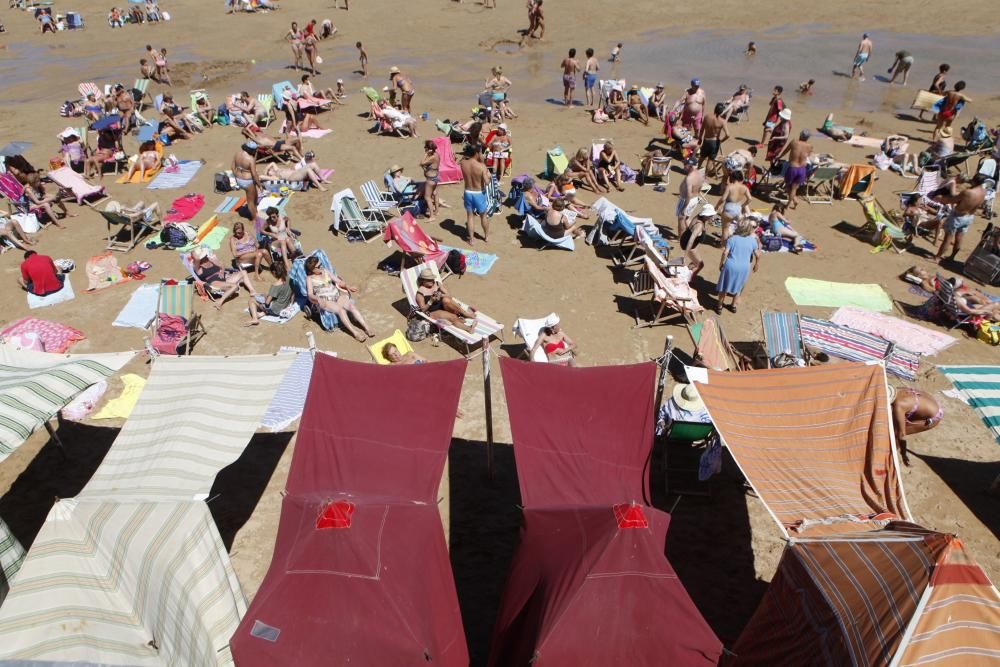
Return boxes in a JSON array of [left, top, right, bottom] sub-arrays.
[[432, 136, 462, 184], [0, 317, 85, 353], [830, 307, 957, 356], [164, 193, 205, 223]]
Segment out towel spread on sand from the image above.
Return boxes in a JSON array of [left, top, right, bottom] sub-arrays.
[[91, 373, 147, 420], [148, 161, 202, 190], [785, 277, 893, 312], [113, 284, 161, 329], [0, 318, 84, 354], [300, 129, 332, 138], [176, 226, 229, 253], [215, 195, 246, 213], [831, 307, 957, 356], [439, 245, 499, 276], [938, 366, 1000, 446], [27, 278, 75, 309], [163, 193, 205, 223]]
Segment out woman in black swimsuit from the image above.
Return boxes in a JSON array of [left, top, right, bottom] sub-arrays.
[[192, 249, 257, 310]]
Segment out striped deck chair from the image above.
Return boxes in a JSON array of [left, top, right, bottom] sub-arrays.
[[0, 173, 47, 224], [804, 166, 839, 204], [382, 211, 450, 271], [687, 316, 750, 371], [799, 315, 920, 380], [857, 195, 911, 254], [257, 94, 277, 127], [401, 261, 503, 358], [133, 78, 152, 109], [484, 174, 503, 217], [147, 281, 204, 356], [360, 179, 400, 217], [289, 249, 338, 331], [331, 188, 386, 242], [761, 310, 808, 364], [634, 257, 703, 328], [78, 82, 100, 100]]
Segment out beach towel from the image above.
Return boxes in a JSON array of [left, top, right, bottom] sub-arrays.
[[847, 136, 886, 149], [831, 307, 957, 356], [439, 245, 499, 275], [0, 517, 24, 600], [938, 366, 1000, 445], [85, 252, 125, 291], [176, 216, 228, 252], [253, 301, 301, 324], [47, 168, 105, 205], [215, 195, 246, 213], [0, 318, 84, 354], [113, 283, 161, 329], [26, 278, 75, 310], [800, 316, 920, 380], [163, 193, 205, 223], [115, 164, 161, 184], [148, 161, 202, 190], [300, 129, 332, 138], [61, 381, 108, 422], [91, 373, 147, 420], [432, 136, 462, 184], [785, 277, 893, 312], [259, 350, 315, 431]]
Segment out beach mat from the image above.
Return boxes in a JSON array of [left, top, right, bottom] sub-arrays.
[[115, 166, 160, 185], [785, 277, 893, 312], [0, 317, 84, 354], [113, 283, 161, 329], [148, 161, 202, 190], [215, 195, 246, 213], [800, 316, 920, 380], [831, 307, 957, 356], [177, 225, 229, 253], [27, 279, 75, 310], [848, 136, 885, 149], [163, 194, 205, 223], [439, 245, 499, 276], [938, 365, 1000, 446], [300, 129, 332, 139]]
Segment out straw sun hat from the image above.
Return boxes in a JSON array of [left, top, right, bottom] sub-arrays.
[[672, 383, 705, 411], [418, 268, 436, 282]]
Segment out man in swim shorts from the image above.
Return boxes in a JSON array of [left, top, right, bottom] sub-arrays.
[[934, 173, 987, 263], [560, 48, 579, 107], [461, 144, 491, 245], [778, 130, 814, 209], [851, 33, 873, 80], [675, 159, 705, 236], [583, 48, 599, 107], [698, 102, 729, 175]]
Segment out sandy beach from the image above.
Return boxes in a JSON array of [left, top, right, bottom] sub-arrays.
[[0, 0, 998, 662]]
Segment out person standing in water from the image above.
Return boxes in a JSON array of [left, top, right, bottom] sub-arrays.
[[583, 48, 600, 107], [851, 33, 873, 80], [560, 48, 579, 107]]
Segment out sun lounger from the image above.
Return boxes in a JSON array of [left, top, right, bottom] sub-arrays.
[[133, 78, 152, 109], [760, 310, 808, 365], [0, 173, 48, 225], [46, 168, 108, 207], [512, 314, 562, 363], [687, 316, 750, 371], [400, 261, 503, 358], [330, 188, 386, 242], [382, 212, 451, 271], [146, 280, 205, 356], [78, 82, 100, 100], [100, 201, 162, 252], [634, 258, 703, 328], [367, 329, 413, 364], [289, 249, 339, 331], [521, 214, 575, 251]]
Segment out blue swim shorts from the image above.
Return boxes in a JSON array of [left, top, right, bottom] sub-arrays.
[[944, 212, 974, 234], [464, 189, 488, 214], [583, 72, 597, 90], [853, 52, 869, 67]]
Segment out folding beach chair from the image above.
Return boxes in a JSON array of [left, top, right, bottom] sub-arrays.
[[760, 310, 808, 365], [78, 82, 100, 100], [46, 167, 108, 208], [367, 329, 413, 364], [521, 214, 575, 251], [0, 173, 49, 226], [687, 316, 751, 371], [641, 155, 671, 185], [360, 179, 400, 217], [400, 261, 504, 358], [634, 257, 703, 328], [330, 188, 386, 242], [383, 171, 421, 212], [100, 201, 162, 252], [133, 78, 153, 110], [370, 103, 410, 138], [857, 195, 911, 253], [591, 196, 665, 261], [257, 94, 277, 127], [289, 249, 339, 331], [803, 166, 839, 204], [382, 212, 451, 272], [621, 222, 673, 267], [934, 276, 977, 331], [511, 315, 554, 362], [543, 146, 569, 179], [147, 280, 205, 356]]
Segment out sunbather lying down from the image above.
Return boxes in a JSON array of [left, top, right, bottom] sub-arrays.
[[820, 113, 856, 142], [260, 158, 329, 191], [0, 211, 37, 251], [906, 266, 1000, 319]]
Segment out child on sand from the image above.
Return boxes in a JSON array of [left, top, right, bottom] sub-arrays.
[[356, 41, 368, 77], [610, 43, 623, 63]]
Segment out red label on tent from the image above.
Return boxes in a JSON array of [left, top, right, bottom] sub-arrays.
[[613, 503, 648, 529], [316, 500, 355, 529]]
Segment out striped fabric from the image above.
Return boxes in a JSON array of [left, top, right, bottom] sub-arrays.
[[148, 161, 202, 190], [691, 317, 741, 371], [0, 517, 24, 603], [159, 281, 193, 318], [80, 353, 295, 501], [0, 499, 245, 666], [260, 350, 315, 431], [938, 366, 1000, 445], [800, 315, 921, 380], [762, 310, 804, 360], [0, 346, 136, 462], [693, 362, 910, 537]]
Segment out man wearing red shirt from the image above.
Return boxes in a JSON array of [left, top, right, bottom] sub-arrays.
[[19, 251, 64, 296]]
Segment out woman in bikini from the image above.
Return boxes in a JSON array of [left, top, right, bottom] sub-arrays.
[[484, 66, 517, 119], [390, 67, 415, 113], [715, 176, 752, 244], [229, 221, 269, 278], [191, 248, 257, 310], [305, 256, 374, 342], [415, 269, 477, 333], [303, 32, 321, 74], [890, 385, 943, 466], [419, 140, 441, 220], [286, 22, 305, 71], [155, 48, 171, 86], [484, 124, 512, 181], [529, 314, 577, 365], [260, 207, 299, 269], [542, 199, 585, 241], [933, 81, 967, 142], [596, 141, 625, 192], [261, 157, 329, 192], [566, 148, 605, 193], [124, 141, 162, 182]]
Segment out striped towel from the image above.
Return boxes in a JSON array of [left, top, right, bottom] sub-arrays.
[[831, 307, 957, 356], [215, 195, 246, 213], [113, 284, 161, 329], [938, 366, 1000, 445], [762, 311, 804, 360], [260, 350, 315, 431], [800, 316, 920, 380], [147, 161, 202, 190]]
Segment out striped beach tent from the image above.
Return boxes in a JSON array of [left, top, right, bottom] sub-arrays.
[[693, 362, 910, 538], [731, 524, 1000, 666], [0, 344, 136, 463], [938, 365, 1000, 445]]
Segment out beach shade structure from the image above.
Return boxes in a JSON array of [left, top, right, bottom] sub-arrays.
[[0, 142, 32, 158], [729, 523, 1000, 666], [489, 359, 721, 666], [692, 362, 911, 538], [231, 355, 470, 666], [91, 114, 123, 131]]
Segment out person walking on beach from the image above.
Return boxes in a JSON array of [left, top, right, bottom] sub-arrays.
[[698, 103, 729, 175], [887, 49, 914, 85], [676, 159, 705, 236], [560, 49, 579, 107], [527, 0, 544, 39], [286, 22, 304, 71], [851, 33, 873, 80], [583, 48, 599, 107], [919, 63, 950, 120], [356, 41, 368, 77], [760, 86, 784, 146], [934, 173, 986, 264], [932, 81, 968, 141], [461, 144, 491, 245], [778, 130, 814, 209], [233, 142, 261, 222], [716, 219, 760, 314]]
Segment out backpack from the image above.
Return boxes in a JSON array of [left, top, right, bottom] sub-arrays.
[[215, 171, 235, 193], [763, 235, 784, 252], [405, 317, 431, 342], [160, 224, 190, 248], [446, 249, 467, 276]]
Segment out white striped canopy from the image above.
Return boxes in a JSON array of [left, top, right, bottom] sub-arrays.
[[0, 517, 24, 603], [80, 353, 296, 501], [0, 345, 136, 462], [0, 499, 245, 666]]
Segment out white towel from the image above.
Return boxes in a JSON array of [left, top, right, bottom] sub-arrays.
[[113, 284, 160, 328], [27, 278, 75, 309]]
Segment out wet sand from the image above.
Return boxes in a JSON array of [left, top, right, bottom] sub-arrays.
[[0, 1, 998, 662]]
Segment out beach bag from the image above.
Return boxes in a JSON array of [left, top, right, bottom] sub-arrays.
[[152, 314, 187, 355], [216, 105, 231, 126], [215, 172, 234, 193], [406, 317, 431, 342], [59, 101, 77, 117], [977, 321, 1000, 346], [763, 236, 783, 252], [160, 224, 190, 248], [446, 249, 467, 276]]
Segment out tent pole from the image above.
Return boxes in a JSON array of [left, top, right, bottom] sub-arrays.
[[482, 336, 495, 481]]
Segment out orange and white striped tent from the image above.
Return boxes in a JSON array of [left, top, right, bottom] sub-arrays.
[[692, 361, 910, 537]]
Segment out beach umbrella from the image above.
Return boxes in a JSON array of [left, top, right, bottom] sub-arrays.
[[91, 115, 122, 131], [0, 142, 32, 157]]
